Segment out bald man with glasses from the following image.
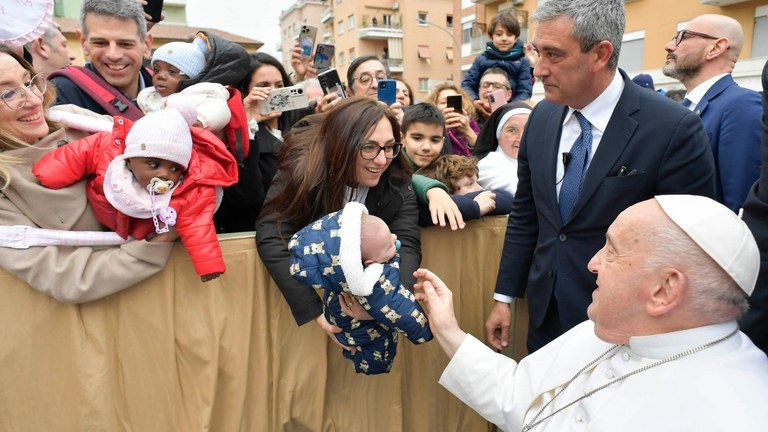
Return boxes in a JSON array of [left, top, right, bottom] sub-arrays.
[[663, 14, 763, 213]]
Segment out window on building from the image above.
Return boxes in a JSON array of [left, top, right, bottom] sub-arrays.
[[462, 21, 473, 45], [753, 7, 768, 58], [618, 31, 645, 73], [339, 51, 345, 66], [446, 15, 453, 28], [418, 12, 428, 26], [349, 48, 355, 62], [348, 14, 355, 30], [418, 78, 429, 92], [338, 20, 344, 35], [383, 14, 392, 27]]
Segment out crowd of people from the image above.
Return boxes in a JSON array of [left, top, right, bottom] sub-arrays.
[[2, 0, 768, 429]]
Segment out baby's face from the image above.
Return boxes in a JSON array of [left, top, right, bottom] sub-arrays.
[[361, 218, 398, 264], [126, 157, 185, 191], [453, 174, 483, 195], [151, 60, 189, 97]]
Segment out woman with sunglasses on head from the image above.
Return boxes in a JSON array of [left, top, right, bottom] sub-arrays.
[[256, 96, 420, 346], [0, 44, 177, 302]]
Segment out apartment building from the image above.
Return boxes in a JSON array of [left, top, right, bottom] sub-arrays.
[[461, 0, 767, 99], [279, 0, 328, 66], [281, 0, 458, 101]]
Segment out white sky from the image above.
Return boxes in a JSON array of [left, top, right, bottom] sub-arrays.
[[185, 0, 283, 59]]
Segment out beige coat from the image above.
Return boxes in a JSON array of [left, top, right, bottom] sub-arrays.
[[0, 126, 174, 302]]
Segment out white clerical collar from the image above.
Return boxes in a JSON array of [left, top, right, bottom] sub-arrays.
[[628, 320, 739, 359], [685, 73, 729, 106], [563, 70, 624, 134]]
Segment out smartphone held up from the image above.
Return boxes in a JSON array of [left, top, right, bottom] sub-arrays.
[[318, 68, 347, 99], [143, 0, 164, 23], [313, 43, 335, 73], [298, 25, 318, 58], [377, 79, 397, 106], [258, 85, 310, 115], [446, 94, 463, 114]]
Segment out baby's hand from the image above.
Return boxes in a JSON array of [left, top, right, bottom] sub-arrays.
[[201, 272, 222, 282]]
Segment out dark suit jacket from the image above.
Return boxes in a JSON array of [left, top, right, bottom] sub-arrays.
[[495, 69, 716, 333], [739, 60, 768, 354], [697, 74, 762, 212]]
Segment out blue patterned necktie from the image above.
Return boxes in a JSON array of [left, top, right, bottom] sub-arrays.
[[559, 111, 592, 223]]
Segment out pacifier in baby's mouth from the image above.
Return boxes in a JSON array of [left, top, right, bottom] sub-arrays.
[[395, 240, 401, 251], [147, 177, 174, 194]]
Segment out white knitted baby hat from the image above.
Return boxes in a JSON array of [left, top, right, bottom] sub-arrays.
[[151, 41, 206, 78], [124, 102, 197, 169]]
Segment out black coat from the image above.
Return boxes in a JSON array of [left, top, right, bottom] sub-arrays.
[[256, 170, 421, 326], [739, 59, 768, 354], [177, 31, 250, 91]]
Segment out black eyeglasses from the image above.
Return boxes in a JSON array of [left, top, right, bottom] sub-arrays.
[[672, 30, 719, 46], [360, 142, 402, 160]]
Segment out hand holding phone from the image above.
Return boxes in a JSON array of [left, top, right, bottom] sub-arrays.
[[446, 94, 463, 114], [318, 68, 347, 99], [298, 25, 318, 58], [142, 0, 164, 23], [313, 43, 334, 74], [487, 89, 508, 113], [258, 85, 310, 115], [377, 79, 397, 106]]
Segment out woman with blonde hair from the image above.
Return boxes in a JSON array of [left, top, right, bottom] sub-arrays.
[[424, 82, 480, 156], [0, 44, 177, 302]]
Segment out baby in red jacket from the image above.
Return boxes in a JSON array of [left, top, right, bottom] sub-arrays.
[[33, 105, 238, 282]]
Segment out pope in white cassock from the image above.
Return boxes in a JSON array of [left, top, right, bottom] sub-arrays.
[[414, 195, 768, 431]]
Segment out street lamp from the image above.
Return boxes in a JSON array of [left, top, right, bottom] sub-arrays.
[[416, 18, 460, 81]]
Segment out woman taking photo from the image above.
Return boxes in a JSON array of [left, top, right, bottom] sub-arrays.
[[0, 44, 176, 302], [215, 53, 309, 233], [256, 96, 420, 339]]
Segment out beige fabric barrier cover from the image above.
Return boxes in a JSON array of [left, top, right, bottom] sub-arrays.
[[0, 216, 528, 432]]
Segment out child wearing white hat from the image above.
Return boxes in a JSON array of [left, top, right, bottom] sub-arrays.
[[33, 103, 239, 282], [137, 40, 232, 133]]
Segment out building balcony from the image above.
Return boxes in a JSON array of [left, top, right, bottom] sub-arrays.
[[384, 58, 403, 73], [359, 14, 403, 40], [320, 7, 332, 24]]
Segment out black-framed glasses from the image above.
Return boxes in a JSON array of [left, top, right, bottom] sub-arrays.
[[360, 142, 402, 160], [672, 30, 719, 46], [0, 73, 47, 110], [352, 71, 388, 87], [480, 81, 510, 90]]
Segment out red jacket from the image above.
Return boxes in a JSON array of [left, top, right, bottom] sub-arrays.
[[33, 116, 239, 277]]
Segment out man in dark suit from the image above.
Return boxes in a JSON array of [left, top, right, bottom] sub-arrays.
[[485, 0, 717, 353], [663, 14, 763, 213], [739, 60, 768, 354]]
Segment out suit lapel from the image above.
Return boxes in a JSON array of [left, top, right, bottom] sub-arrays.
[[696, 75, 734, 116], [539, 104, 568, 218], [568, 71, 639, 221]]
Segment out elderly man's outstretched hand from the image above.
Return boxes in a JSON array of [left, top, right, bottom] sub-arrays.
[[414, 268, 466, 358]]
